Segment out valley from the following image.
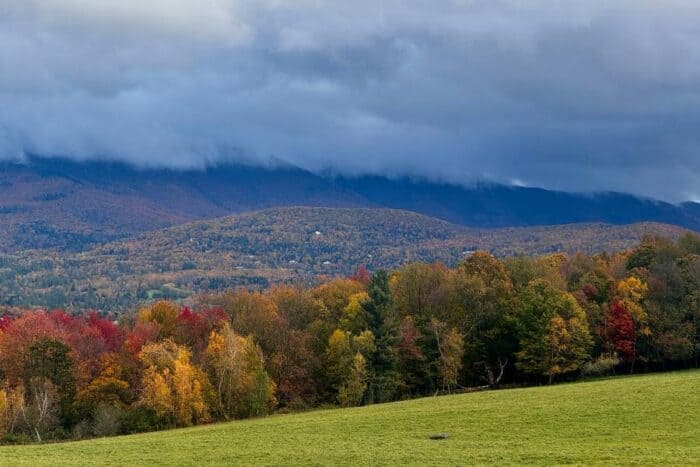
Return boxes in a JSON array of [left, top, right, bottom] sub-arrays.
[[0, 206, 690, 312]]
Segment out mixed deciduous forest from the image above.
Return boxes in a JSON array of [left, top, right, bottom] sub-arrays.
[[0, 234, 698, 444], [0, 207, 690, 312]]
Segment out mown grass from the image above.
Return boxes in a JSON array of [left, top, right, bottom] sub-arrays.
[[1, 370, 698, 466]]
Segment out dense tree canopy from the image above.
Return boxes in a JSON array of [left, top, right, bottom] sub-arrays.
[[0, 234, 697, 443]]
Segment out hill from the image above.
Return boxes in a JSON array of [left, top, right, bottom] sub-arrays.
[[1, 156, 699, 252], [0, 207, 690, 312], [1, 370, 697, 465]]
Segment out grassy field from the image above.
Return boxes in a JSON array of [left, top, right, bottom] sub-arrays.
[[1, 370, 698, 466]]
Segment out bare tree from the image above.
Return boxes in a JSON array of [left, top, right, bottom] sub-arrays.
[[19, 379, 57, 443], [481, 358, 508, 389]]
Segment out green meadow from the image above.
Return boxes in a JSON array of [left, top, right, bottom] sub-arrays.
[[2, 370, 698, 466]]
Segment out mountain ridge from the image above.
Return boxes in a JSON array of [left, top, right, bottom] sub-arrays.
[[0, 156, 698, 252]]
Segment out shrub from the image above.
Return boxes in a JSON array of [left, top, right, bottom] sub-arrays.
[[92, 404, 123, 437], [581, 354, 620, 376], [71, 420, 90, 440], [119, 407, 160, 434]]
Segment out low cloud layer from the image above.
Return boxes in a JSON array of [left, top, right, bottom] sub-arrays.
[[1, 1, 699, 201]]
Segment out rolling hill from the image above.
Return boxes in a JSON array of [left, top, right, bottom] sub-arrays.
[[1, 370, 697, 465], [1, 156, 699, 252], [0, 207, 690, 312]]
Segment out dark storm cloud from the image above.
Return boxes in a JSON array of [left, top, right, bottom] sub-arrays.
[[1, 0, 699, 201]]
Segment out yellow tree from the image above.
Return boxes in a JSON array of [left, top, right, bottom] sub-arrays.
[[325, 329, 353, 390], [138, 340, 211, 427], [0, 386, 25, 438], [338, 353, 367, 407], [205, 324, 276, 419], [340, 292, 369, 334], [325, 329, 375, 405], [173, 356, 207, 425], [138, 301, 180, 339], [615, 277, 649, 329], [0, 389, 7, 438], [140, 368, 172, 420]]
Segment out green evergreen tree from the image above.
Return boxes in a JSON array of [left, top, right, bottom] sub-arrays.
[[363, 270, 400, 402]]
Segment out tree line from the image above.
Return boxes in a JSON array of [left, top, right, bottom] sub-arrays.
[[0, 234, 698, 443]]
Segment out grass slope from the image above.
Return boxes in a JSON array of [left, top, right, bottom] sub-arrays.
[[2, 370, 698, 466]]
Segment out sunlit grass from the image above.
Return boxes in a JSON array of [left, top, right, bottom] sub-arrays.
[[2, 370, 698, 466]]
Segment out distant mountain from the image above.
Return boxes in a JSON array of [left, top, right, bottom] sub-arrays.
[[338, 177, 700, 229], [0, 156, 698, 252], [0, 206, 691, 312]]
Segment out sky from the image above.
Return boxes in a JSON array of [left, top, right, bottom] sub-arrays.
[[1, 0, 699, 202]]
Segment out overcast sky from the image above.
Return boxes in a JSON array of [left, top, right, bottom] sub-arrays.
[[1, 1, 699, 201]]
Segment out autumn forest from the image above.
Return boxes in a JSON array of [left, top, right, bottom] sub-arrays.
[[0, 233, 697, 444]]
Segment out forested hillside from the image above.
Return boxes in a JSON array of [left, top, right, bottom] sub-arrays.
[[0, 234, 697, 445], [0, 207, 690, 311], [1, 157, 699, 252]]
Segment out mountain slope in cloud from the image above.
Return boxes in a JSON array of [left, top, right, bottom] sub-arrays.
[[3, 1, 700, 201], [0, 157, 698, 252]]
